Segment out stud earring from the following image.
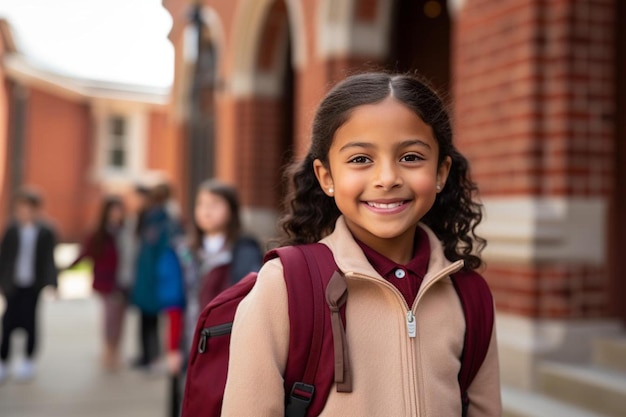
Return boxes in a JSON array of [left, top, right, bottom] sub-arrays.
[[328, 187, 334, 194], [436, 184, 441, 191]]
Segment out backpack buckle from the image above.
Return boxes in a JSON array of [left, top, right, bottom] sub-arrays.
[[285, 382, 315, 417]]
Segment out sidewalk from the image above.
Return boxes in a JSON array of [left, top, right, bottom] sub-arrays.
[[0, 272, 170, 417]]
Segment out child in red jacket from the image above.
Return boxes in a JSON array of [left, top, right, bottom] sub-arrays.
[[67, 196, 126, 370]]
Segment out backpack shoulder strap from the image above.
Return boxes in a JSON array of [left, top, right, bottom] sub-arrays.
[[265, 243, 339, 417], [451, 269, 495, 416]]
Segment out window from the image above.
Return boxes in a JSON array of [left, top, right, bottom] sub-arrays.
[[107, 115, 127, 169], [94, 105, 147, 183]]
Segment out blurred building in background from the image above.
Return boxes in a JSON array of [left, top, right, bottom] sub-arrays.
[[162, 0, 625, 415], [0, 19, 185, 242], [0, 0, 624, 415]]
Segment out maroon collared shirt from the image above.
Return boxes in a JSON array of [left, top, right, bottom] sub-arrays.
[[355, 227, 430, 307]]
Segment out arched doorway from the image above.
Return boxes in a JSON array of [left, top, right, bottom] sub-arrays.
[[254, 0, 295, 204], [388, 0, 451, 93], [317, 0, 452, 93], [230, 0, 297, 239]]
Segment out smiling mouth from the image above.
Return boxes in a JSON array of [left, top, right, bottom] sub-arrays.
[[365, 201, 408, 209]]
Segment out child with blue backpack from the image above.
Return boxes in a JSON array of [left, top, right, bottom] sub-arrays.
[[220, 73, 501, 416]]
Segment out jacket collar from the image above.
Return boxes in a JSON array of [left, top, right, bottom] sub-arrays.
[[320, 216, 463, 287]]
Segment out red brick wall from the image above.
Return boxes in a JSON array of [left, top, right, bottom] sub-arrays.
[[455, 0, 614, 197], [23, 88, 99, 241], [487, 263, 610, 318], [0, 31, 9, 225], [455, 0, 616, 319], [0, 78, 10, 226], [165, 0, 620, 320], [231, 97, 286, 208], [292, 62, 323, 159], [147, 109, 187, 215]]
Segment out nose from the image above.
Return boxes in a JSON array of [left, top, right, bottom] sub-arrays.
[[374, 160, 402, 190]]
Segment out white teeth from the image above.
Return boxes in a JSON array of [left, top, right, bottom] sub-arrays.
[[367, 201, 403, 209]]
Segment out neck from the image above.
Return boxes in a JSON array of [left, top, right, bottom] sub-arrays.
[[202, 233, 227, 254], [204, 231, 226, 239], [355, 230, 416, 265]]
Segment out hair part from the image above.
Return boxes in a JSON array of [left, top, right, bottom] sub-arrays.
[[279, 72, 486, 270]]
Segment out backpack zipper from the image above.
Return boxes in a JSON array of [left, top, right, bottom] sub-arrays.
[[198, 322, 233, 353]]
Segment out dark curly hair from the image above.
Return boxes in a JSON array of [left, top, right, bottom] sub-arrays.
[[279, 72, 486, 270]]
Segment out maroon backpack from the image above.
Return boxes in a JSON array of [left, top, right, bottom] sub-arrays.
[[180, 243, 493, 417]]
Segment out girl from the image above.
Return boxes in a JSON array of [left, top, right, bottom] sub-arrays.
[[174, 179, 263, 363], [67, 196, 126, 370], [167, 180, 263, 415], [222, 73, 501, 416]]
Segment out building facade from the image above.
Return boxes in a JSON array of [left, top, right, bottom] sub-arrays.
[[0, 0, 623, 413], [0, 20, 185, 242], [164, 0, 625, 413]]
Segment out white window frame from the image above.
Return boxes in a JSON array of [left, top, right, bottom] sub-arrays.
[[92, 100, 148, 184], [106, 114, 128, 169]]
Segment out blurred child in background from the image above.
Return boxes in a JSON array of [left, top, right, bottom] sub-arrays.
[[177, 179, 262, 360], [0, 188, 57, 383], [66, 196, 126, 370], [131, 183, 182, 370], [167, 180, 262, 413]]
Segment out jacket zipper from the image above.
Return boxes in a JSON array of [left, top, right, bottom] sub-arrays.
[[197, 322, 233, 353], [346, 260, 463, 335], [346, 260, 463, 416]]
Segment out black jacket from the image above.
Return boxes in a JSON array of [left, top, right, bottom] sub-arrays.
[[0, 221, 58, 296]]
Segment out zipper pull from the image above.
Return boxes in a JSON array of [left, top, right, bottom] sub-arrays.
[[198, 328, 209, 353], [406, 311, 416, 338]]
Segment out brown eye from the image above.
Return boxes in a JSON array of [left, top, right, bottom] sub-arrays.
[[349, 156, 371, 164], [401, 154, 424, 162]]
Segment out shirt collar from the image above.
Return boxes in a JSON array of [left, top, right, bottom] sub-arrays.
[[355, 227, 431, 279]]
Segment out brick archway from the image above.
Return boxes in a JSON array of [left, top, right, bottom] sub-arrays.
[[316, 0, 454, 84], [225, 0, 299, 239], [230, 0, 306, 97]]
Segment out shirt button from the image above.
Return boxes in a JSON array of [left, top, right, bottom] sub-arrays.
[[394, 269, 406, 279]]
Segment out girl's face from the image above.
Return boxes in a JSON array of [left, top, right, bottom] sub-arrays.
[[314, 97, 451, 257], [107, 204, 124, 227], [195, 190, 231, 236]]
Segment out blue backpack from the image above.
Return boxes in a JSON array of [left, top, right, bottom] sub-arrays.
[[156, 245, 186, 310]]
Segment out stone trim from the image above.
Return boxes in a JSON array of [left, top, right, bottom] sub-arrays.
[[479, 197, 607, 265], [497, 312, 622, 389]]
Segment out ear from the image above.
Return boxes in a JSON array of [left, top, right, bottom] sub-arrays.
[[313, 159, 334, 197], [437, 156, 452, 192]]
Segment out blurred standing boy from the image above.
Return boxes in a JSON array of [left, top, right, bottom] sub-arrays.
[[0, 188, 58, 383]]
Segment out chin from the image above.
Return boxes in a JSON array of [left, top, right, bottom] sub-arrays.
[[369, 228, 411, 241]]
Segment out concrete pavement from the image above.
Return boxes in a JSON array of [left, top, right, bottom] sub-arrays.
[[0, 272, 171, 417]]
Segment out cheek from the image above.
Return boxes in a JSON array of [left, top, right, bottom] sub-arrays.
[[411, 175, 437, 193], [213, 205, 231, 226], [333, 169, 367, 195], [194, 206, 211, 227]]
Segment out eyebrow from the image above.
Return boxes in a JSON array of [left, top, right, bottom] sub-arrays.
[[339, 139, 432, 152]]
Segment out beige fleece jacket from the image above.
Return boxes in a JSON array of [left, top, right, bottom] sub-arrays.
[[222, 217, 501, 416]]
